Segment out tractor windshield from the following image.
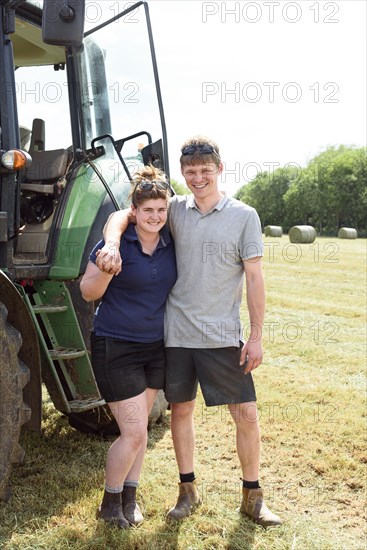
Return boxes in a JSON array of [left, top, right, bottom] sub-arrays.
[[14, 1, 168, 189], [80, 2, 168, 182]]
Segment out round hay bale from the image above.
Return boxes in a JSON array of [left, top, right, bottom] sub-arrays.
[[264, 225, 283, 237], [338, 227, 358, 239], [289, 225, 316, 244]]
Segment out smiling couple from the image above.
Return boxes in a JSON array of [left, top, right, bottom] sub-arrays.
[[80, 136, 282, 529]]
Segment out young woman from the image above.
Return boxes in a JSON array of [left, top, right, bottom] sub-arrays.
[[80, 166, 176, 529]]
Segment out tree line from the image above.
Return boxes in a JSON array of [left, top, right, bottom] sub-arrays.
[[234, 145, 366, 236]]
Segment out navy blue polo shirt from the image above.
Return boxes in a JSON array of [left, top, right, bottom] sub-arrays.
[[89, 224, 177, 343]]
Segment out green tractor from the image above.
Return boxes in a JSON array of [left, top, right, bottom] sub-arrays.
[[0, 0, 170, 501]]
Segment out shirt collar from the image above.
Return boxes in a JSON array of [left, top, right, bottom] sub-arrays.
[[187, 193, 229, 213], [124, 222, 171, 248], [124, 223, 139, 243], [158, 224, 172, 247]]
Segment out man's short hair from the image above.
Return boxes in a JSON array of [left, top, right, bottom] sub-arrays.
[[180, 136, 221, 168]]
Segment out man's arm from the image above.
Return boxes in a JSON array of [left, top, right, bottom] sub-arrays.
[[95, 208, 132, 275], [241, 256, 265, 374]]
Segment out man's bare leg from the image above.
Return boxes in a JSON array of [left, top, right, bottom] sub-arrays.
[[229, 401, 282, 528], [228, 401, 260, 480], [167, 400, 201, 520], [170, 400, 196, 473]]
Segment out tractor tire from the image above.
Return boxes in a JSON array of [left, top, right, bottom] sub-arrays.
[[67, 390, 168, 436], [0, 302, 31, 501], [67, 407, 119, 436]]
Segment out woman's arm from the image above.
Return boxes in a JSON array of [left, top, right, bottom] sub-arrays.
[[80, 261, 114, 302]]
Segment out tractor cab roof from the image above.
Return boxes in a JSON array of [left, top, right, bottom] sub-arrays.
[[13, 0, 66, 67]]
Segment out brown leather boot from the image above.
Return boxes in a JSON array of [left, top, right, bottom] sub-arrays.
[[240, 488, 282, 528], [166, 481, 201, 520], [121, 486, 144, 526], [96, 490, 129, 529]]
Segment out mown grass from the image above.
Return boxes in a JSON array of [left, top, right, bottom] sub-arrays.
[[0, 236, 366, 550]]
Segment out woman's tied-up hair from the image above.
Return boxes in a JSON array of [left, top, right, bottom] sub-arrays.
[[129, 165, 171, 208]]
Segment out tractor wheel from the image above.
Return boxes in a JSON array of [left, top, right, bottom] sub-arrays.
[[67, 390, 168, 436], [67, 407, 119, 436], [0, 302, 31, 501]]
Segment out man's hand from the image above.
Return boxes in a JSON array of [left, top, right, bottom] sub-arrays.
[[96, 208, 132, 275], [240, 338, 263, 374], [95, 241, 122, 275]]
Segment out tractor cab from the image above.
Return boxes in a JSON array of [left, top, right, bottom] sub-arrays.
[[1, 0, 168, 280]]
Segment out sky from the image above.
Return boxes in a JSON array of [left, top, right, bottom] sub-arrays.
[[19, 1, 367, 197], [147, 0, 367, 194]]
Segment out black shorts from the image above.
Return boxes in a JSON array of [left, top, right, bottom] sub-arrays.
[[90, 333, 165, 403], [165, 347, 256, 407]]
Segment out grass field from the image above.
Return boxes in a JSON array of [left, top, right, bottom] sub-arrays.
[[0, 236, 366, 550]]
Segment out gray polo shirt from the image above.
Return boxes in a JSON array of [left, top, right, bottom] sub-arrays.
[[165, 194, 264, 348]]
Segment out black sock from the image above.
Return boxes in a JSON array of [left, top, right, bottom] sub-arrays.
[[180, 472, 195, 483], [243, 479, 260, 489]]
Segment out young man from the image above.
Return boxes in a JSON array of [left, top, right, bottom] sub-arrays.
[[96, 137, 282, 528]]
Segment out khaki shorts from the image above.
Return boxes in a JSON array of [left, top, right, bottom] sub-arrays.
[[165, 347, 256, 406]]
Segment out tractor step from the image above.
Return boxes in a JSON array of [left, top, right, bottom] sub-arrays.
[[49, 348, 86, 360], [68, 397, 106, 413], [32, 304, 68, 314], [19, 280, 102, 415]]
